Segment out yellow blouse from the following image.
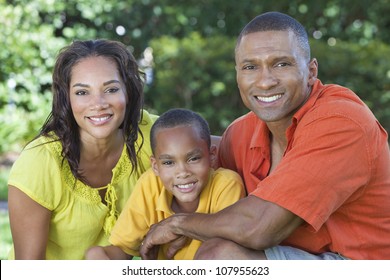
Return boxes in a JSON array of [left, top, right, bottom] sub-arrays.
[[8, 110, 157, 259]]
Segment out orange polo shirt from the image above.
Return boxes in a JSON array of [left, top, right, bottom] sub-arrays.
[[219, 79, 390, 259]]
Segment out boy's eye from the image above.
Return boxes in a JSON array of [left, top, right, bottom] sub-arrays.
[[162, 160, 173, 166], [188, 156, 201, 162]]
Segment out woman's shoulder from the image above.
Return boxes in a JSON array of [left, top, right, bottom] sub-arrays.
[[139, 109, 158, 128], [22, 134, 63, 161]]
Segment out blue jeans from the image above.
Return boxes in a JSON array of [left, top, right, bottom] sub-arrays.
[[265, 246, 349, 260]]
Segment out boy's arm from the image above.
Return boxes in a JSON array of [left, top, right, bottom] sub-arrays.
[[85, 245, 133, 260]]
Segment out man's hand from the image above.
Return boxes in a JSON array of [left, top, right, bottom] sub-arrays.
[[140, 215, 188, 259]]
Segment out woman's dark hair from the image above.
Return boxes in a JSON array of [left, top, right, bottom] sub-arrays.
[[39, 39, 145, 180]]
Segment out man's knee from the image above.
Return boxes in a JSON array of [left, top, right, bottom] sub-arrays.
[[195, 238, 267, 260], [194, 238, 260, 260], [194, 238, 234, 260]]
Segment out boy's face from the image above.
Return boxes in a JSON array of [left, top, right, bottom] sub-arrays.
[[151, 125, 215, 213]]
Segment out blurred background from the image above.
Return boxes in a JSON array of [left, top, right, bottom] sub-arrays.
[[1, 0, 389, 259]]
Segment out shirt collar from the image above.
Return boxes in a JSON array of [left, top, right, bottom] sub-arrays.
[[249, 79, 324, 149], [292, 79, 323, 123], [156, 184, 174, 215], [250, 115, 270, 149]]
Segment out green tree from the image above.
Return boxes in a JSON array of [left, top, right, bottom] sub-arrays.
[[1, 0, 389, 154]]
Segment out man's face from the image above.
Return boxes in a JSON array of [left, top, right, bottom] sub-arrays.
[[235, 30, 317, 126]]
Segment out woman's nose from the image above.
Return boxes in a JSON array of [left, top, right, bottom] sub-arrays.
[[90, 94, 109, 111]]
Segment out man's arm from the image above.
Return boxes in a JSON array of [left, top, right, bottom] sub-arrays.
[[140, 195, 303, 259]]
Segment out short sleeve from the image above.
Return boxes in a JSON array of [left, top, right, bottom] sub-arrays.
[[8, 139, 64, 210], [207, 168, 245, 212], [109, 169, 162, 256]]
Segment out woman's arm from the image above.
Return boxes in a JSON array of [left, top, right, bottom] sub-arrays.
[[85, 245, 132, 260], [8, 186, 51, 259]]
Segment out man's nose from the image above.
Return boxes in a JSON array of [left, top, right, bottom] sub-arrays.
[[255, 67, 278, 89]]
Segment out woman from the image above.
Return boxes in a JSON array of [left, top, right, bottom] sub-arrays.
[[7, 39, 157, 259]]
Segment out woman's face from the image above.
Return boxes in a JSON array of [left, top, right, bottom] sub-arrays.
[[69, 56, 127, 142]]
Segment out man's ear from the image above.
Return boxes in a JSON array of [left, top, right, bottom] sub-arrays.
[[308, 58, 318, 86], [209, 144, 219, 169], [150, 156, 160, 176]]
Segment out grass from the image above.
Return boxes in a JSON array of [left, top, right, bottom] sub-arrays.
[[0, 166, 11, 260], [0, 210, 12, 260], [0, 167, 10, 200]]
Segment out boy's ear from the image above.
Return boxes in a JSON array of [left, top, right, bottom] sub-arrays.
[[150, 156, 160, 176], [209, 144, 219, 169]]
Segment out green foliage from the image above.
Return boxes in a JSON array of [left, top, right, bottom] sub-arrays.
[[146, 32, 248, 134], [0, 0, 389, 156], [0, 210, 12, 260], [0, 1, 66, 153], [0, 168, 10, 201], [312, 38, 390, 132]]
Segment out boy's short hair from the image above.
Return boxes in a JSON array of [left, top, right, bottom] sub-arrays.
[[150, 108, 211, 154]]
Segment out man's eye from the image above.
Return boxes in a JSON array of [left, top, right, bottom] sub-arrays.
[[243, 65, 255, 70], [276, 62, 289, 67]]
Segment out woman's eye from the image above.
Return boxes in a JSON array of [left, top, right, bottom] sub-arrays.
[[106, 87, 119, 94], [75, 90, 87, 96]]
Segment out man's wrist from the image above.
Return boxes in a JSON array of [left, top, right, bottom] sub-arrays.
[[171, 213, 191, 236]]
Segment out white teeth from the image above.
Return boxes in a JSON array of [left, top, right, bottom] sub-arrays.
[[89, 116, 110, 122], [256, 94, 282, 103], [176, 182, 195, 189]]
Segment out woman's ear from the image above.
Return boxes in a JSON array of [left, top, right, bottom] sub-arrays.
[[150, 156, 160, 176]]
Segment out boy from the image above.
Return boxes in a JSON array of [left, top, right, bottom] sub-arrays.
[[86, 108, 245, 259]]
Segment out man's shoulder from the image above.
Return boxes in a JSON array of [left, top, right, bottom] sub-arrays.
[[303, 81, 375, 124], [227, 111, 261, 131]]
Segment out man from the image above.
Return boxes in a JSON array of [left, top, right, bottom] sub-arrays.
[[140, 11, 390, 260]]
